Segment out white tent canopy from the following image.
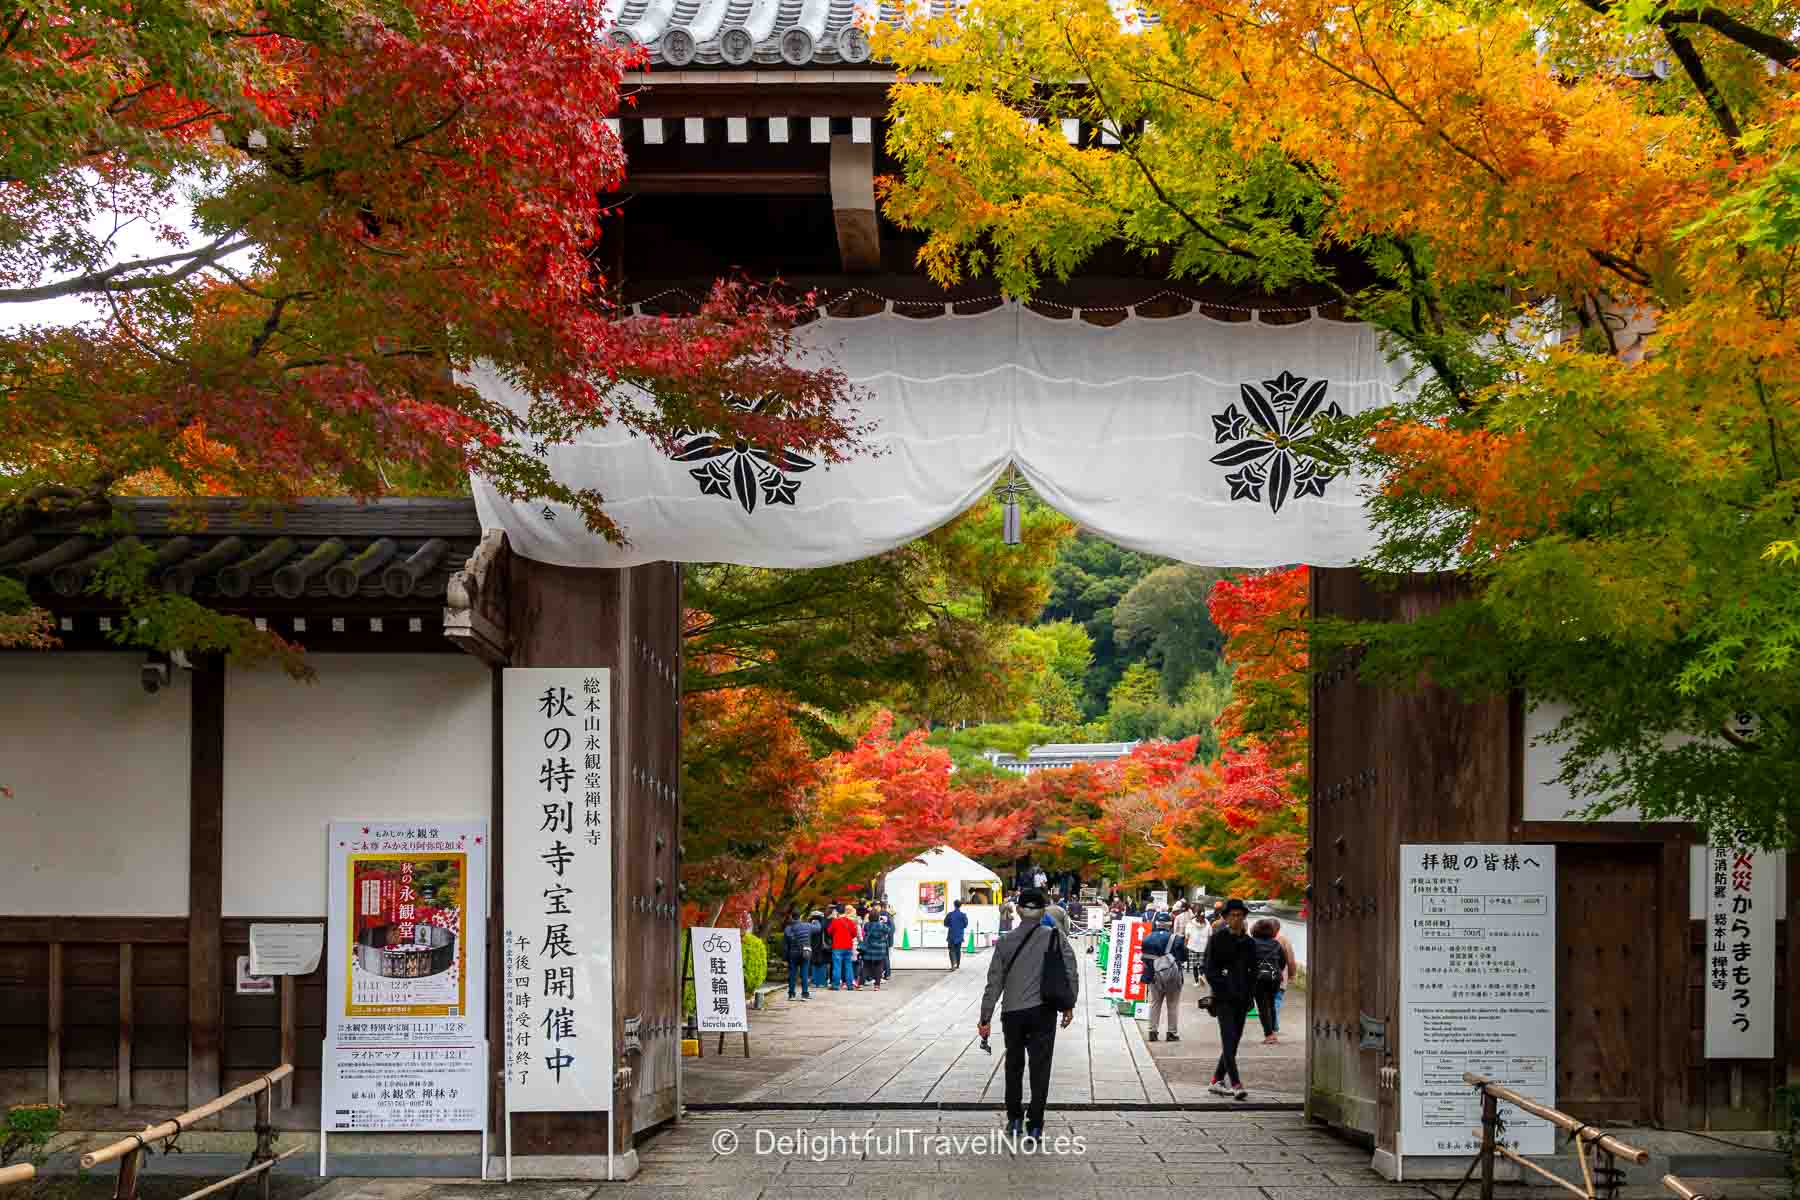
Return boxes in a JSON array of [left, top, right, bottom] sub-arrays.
[[884, 846, 1006, 949], [468, 304, 1411, 570]]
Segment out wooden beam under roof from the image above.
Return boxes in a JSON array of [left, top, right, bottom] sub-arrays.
[[829, 135, 880, 273]]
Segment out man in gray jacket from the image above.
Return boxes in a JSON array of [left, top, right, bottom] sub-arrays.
[[977, 888, 1079, 1141]]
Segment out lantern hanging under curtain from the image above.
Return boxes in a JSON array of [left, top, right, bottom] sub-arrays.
[[995, 470, 1029, 546]]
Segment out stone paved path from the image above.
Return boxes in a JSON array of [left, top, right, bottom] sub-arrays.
[[734, 949, 1173, 1105]]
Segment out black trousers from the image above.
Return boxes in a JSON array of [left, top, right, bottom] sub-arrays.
[[1213, 998, 1247, 1086], [1001, 1003, 1059, 1127], [948, 939, 962, 968], [1253, 981, 1279, 1037]]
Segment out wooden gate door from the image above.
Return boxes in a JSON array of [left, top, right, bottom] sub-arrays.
[[1556, 845, 1660, 1122], [622, 564, 682, 1134]]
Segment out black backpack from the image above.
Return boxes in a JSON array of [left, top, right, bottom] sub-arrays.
[[1253, 937, 1284, 985], [1003, 925, 1077, 1012]]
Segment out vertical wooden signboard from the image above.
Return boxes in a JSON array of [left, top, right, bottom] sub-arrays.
[[502, 668, 615, 1173]]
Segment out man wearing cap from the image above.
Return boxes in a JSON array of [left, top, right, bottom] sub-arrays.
[[1202, 898, 1256, 1100], [977, 887, 1079, 1142]]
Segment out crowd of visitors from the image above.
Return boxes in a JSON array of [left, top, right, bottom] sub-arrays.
[[777, 880, 1298, 1114], [780, 899, 899, 999], [1119, 894, 1299, 1100]]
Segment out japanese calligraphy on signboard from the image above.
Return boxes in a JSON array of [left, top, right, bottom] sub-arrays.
[[1120, 920, 1148, 1004], [1103, 918, 1135, 999], [323, 821, 488, 1132], [1399, 845, 1556, 1157], [691, 928, 749, 1034], [503, 668, 614, 1113], [1705, 841, 1774, 1059]]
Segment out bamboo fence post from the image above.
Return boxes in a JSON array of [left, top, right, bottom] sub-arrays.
[[113, 1143, 141, 1200], [1479, 1090, 1497, 1200], [254, 1085, 273, 1200]]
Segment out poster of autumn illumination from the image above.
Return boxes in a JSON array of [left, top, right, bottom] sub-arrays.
[[344, 847, 468, 1018]]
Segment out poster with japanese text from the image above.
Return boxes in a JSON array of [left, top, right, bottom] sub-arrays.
[[1103, 918, 1135, 998], [503, 668, 614, 1114], [323, 820, 488, 1132], [1399, 844, 1555, 1157], [1121, 919, 1149, 1003], [918, 881, 947, 917], [691, 928, 749, 1033], [1704, 841, 1774, 1059]]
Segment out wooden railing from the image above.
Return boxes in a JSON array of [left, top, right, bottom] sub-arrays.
[[81, 1066, 297, 1200], [1460, 1073, 1650, 1200], [1662, 1174, 1708, 1200]]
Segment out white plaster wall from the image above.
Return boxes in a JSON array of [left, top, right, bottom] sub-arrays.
[[223, 654, 490, 916], [0, 654, 191, 915], [1522, 700, 1681, 822]]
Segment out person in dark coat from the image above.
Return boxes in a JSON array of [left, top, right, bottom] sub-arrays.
[[1250, 917, 1288, 1043], [783, 909, 818, 1000], [860, 909, 893, 989], [944, 900, 970, 970], [1202, 898, 1256, 1100], [808, 910, 831, 989]]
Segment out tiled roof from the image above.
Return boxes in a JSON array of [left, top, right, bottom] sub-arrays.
[[607, 0, 893, 67], [3, 498, 482, 608], [609, 0, 1160, 70]]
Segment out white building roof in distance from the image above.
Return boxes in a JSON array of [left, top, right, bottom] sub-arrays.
[[981, 742, 1140, 773]]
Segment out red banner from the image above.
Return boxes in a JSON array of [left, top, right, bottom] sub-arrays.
[[1122, 920, 1149, 1002]]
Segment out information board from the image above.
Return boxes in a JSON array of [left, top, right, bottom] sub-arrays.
[[502, 667, 614, 1114], [691, 927, 749, 1033], [1399, 844, 1555, 1157], [322, 820, 488, 1132], [1704, 841, 1776, 1059]]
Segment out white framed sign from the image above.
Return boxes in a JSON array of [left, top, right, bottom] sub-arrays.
[[691, 928, 748, 1033], [1705, 841, 1775, 1059], [503, 668, 614, 1114], [1399, 844, 1556, 1157], [322, 820, 488, 1132], [249, 924, 324, 976]]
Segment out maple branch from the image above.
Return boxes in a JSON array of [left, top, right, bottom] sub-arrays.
[[1575, 0, 1798, 65], [1587, 249, 1655, 289], [392, 100, 467, 151], [1750, 372, 1786, 482], [1057, 25, 1255, 260], [0, 234, 252, 303], [1662, 25, 1745, 154], [1391, 238, 1470, 407], [1663, 8, 1799, 65], [247, 294, 296, 358], [1318, 8, 1508, 182]]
